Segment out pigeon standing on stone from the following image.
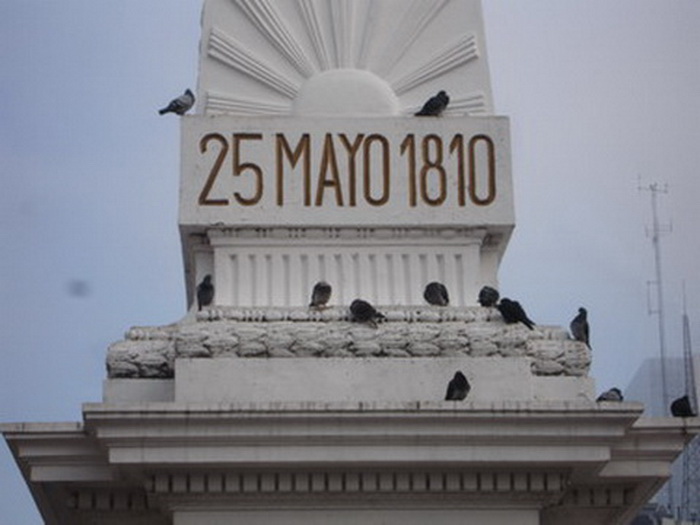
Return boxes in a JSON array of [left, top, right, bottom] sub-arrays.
[[159, 89, 195, 115], [196, 275, 214, 310], [309, 281, 332, 308], [570, 307, 590, 348], [478, 286, 500, 307], [670, 395, 697, 417], [445, 371, 471, 401], [415, 90, 449, 116], [424, 282, 449, 306], [496, 298, 535, 330], [596, 387, 623, 402], [349, 299, 385, 328]]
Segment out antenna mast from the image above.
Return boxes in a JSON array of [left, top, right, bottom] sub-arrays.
[[680, 286, 699, 522], [640, 181, 671, 409], [639, 180, 673, 509]]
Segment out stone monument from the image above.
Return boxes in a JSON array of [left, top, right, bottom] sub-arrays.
[[3, 1, 698, 524]]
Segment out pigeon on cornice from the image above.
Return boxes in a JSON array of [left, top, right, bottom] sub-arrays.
[[570, 307, 590, 348], [477, 286, 499, 307], [424, 282, 449, 306], [596, 388, 623, 402], [349, 299, 385, 328], [159, 89, 195, 115], [415, 90, 449, 116], [196, 275, 214, 310], [445, 371, 470, 401], [496, 298, 535, 330], [309, 281, 332, 309], [671, 395, 696, 417]]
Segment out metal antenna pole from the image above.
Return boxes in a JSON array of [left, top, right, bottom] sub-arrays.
[[650, 184, 669, 411], [639, 180, 673, 511], [680, 283, 699, 522]]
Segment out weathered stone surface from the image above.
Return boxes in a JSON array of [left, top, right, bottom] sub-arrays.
[[106, 306, 592, 379], [107, 340, 175, 378]]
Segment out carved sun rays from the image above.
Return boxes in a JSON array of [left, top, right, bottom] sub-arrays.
[[203, 0, 487, 116]]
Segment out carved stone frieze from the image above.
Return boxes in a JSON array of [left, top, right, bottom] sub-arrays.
[[106, 306, 591, 379]]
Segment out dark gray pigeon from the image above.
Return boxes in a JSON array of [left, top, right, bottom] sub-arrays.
[[415, 90, 449, 116], [309, 281, 332, 308], [670, 395, 696, 417], [478, 286, 500, 307], [196, 275, 214, 310], [445, 371, 470, 401], [159, 89, 195, 115], [349, 299, 385, 328], [424, 281, 449, 306], [596, 387, 623, 402], [570, 307, 590, 348], [496, 298, 535, 329]]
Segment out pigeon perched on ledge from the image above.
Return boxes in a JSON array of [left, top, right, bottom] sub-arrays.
[[159, 89, 195, 115], [496, 298, 535, 330], [596, 388, 623, 402], [670, 395, 696, 417], [415, 90, 449, 116], [196, 275, 214, 310], [478, 286, 499, 307], [445, 371, 470, 401], [424, 282, 449, 306], [349, 299, 385, 328], [309, 281, 332, 308], [570, 307, 590, 348]]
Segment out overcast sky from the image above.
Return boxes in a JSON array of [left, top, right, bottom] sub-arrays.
[[1, 1, 699, 522]]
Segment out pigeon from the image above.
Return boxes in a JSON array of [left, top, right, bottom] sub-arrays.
[[196, 275, 214, 310], [445, 371, 471, 401], [349, 299, 385, 328], [478, 286, 500, 307], [670, 395, 697, 417], [570, 307, 590, 348], [309, 281, 332, 308], [496, 298, 535, 329], [424, 281, 449, 306], [159, 89, 195, 115], [596, 387, 623, 402], [415, 90, 449, 116]]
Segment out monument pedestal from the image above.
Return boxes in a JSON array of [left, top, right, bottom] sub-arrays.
[[3, 395, 697, 525], [4, 308, 699, 524]]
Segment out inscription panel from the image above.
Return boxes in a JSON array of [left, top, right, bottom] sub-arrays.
[[180, 116, 512, 227]]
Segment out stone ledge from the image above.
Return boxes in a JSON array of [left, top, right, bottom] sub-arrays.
[[106, 307, 591, 379]]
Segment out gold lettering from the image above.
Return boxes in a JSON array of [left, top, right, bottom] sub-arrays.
[[198, 133, 229, 206], [338, 134, 364, 207], [400, 134, 417, 207], [363, 134, 390, 206], [315, 133, 344, 206], [468, 134, 496, 205], [232, 133, 263, 206], [449, 134, 466, 206], [420, 134, 446, 206], [275, 133, 311, 206]]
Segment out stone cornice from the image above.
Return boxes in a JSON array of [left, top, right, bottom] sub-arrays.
[[107, 306, 591, 379], [4, 407, 698, 523], [79, 402, 644, 471]]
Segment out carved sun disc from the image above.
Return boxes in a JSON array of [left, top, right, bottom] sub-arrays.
[[293, 69, 400, 116]]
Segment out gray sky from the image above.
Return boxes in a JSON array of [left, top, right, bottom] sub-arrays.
[[1, 1, 699, 522]]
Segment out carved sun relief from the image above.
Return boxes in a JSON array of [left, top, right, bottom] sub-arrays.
[[198, 0, 493, 116]]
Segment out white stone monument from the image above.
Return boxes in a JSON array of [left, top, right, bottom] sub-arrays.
[[180, 0, 512, 309], [2, 1, 698, 524]]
